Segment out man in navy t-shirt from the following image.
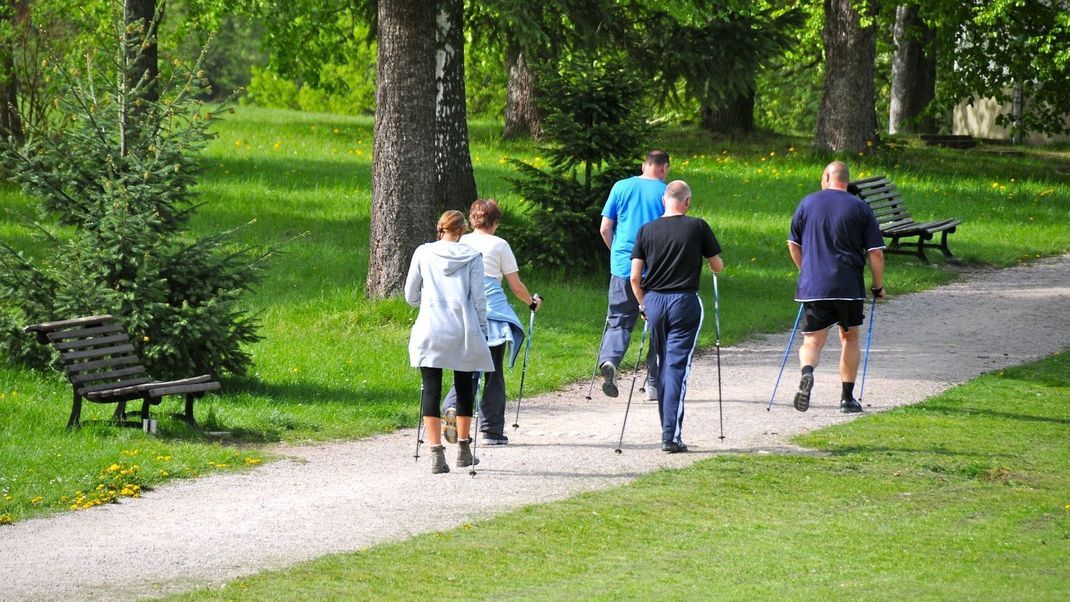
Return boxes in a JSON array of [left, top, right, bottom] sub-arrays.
[[631, 180, 723, 453], [597, 150, 670, 399], [787, 161, 885, 413]]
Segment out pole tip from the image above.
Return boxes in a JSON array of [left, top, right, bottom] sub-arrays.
[[614, 448, 622, 454]]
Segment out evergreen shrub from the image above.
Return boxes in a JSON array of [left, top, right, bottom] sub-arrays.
[[0, 38, 267, 379]]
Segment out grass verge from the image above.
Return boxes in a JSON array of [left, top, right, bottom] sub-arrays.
[[2, 107, 1069, 522], [177, 350, 1070, 600]]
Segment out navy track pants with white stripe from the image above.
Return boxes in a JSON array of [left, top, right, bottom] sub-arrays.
[[644, 290, 703, 445]]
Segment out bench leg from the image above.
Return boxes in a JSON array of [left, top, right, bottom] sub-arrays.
[[112, 400, 127, 423], [939, 230, 954, 258], [140, 396, 152, 422], [178, 394, 200, 429], [67, 393, 83, 429]]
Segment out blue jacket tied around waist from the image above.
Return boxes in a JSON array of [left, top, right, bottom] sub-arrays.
[[483, 276, 525, 368]]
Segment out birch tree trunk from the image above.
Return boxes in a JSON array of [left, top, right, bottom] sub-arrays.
[[502, 40, 541, 140], [434, 0, 477, 215], [366, 0, 437, 299], [814, 0, 878, 153]]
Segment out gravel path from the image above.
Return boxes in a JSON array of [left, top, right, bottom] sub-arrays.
[[3, 256, 1069, 601]]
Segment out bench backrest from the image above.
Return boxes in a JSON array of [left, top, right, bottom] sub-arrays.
[[24, 315, 152, 396], [851, 175, 914, 230]]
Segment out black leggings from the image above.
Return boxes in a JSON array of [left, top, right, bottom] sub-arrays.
[[420, 367, 475, 418]]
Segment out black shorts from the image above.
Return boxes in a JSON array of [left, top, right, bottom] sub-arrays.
[[801, 300, 864, 333]]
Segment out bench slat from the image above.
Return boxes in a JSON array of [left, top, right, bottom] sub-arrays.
[[71, 365, 148, 385], [24, 315, 115, 334], [79, 377, 155, 396], [46, 323, 125, 342], [54, 333, 131, 351], [147, 381, 221, 398], [60, 343, 136, 362], [63, 355, 142, 374], [852, 175, 888, 187]]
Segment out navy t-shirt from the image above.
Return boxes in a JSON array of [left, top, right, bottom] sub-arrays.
[[789, 189, 884, 301], [632, 215, 721, 292]]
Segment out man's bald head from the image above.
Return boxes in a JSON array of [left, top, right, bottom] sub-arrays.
[[663, 180, 692, 215], [822, 161, 850, 191]]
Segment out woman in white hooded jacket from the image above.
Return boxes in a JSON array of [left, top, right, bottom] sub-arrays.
[[405, 210, 494, 474]]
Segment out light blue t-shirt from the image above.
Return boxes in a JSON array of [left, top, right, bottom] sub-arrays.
[[602, 176, 666, 278]]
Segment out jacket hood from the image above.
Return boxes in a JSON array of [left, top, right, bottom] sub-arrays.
[[426, 240, 482, 275]]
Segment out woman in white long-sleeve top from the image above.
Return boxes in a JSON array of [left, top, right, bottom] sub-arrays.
[[405, 210, 495, 474]]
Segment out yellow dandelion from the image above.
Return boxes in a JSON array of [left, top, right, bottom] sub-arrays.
[[244, 457, 262, 465], [31, 496, 43, 504], [769, 151, 775, 157], [143, 336, 150, 342], [788, 147, 795, 153], [234, 139, 242, 147], [273, 141, 282, 150]]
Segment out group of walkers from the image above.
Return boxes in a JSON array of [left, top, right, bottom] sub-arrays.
[[405, 150, 885, 474]]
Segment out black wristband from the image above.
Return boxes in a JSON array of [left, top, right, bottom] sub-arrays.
[[871, 286, 883, 297], [529, 294, 541, 311]]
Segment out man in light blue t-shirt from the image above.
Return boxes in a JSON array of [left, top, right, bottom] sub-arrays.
[[596, 150, 669, 398]]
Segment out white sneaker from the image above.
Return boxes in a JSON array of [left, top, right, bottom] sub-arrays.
[[645, 383, 658, 401]]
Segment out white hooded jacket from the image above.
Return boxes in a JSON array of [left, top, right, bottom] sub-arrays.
[[405, 240, 495, 372]]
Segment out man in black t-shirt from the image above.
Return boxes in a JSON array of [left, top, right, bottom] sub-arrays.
[[630, 180, 724, 453]]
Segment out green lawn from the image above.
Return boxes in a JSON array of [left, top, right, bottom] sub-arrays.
[[177, 350, 1070, 601], [2, 106, 1069, 523]]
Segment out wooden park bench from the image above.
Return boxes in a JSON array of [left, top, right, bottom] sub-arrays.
[[850, 175, 961, 263], [23, 315, 220, 430]]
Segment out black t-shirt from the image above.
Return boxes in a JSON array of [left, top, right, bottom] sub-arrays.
[[631, 215, 722, 292]]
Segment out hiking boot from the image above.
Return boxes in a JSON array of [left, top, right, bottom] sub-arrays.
[[793, 373, 814, 412], [661, 440, 688, 454], [840, 397, 863, 414], [645, 383, 658, 401], [430, 445, 450, 474], [457, 438, 480, 467], [600, 362, 619, 397], [442, 407, 458, 444], [481, 432, 509, 446]]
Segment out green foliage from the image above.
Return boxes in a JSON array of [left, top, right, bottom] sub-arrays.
[[925, 0, 1070, 138], [506, 56, 651, 271], [0, 31, 267, 379]]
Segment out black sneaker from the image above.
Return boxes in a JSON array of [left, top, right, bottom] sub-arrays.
[[600, 362, 619, 398], [840, 397, 863, 413], [481, 433, 509, 446], [793, 373, 814, 412], [661, 440, 688, 454]]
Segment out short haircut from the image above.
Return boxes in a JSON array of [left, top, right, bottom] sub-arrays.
[[436, 210, 467, 238], [825, 161, 850, 184], [469, 199, 502, 229], [645, 150, 670, 167], [665, 180, 691, 204]]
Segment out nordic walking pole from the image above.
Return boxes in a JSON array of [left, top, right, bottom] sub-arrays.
[[767, 303, 804, 411], [585, 313, 611, 400], [470, 372, 482, 477], [614, 321, 649, 454], [512, 294, 541, 430], [712, 273, 725, 441], [414, 381, 424, 462], [858, 294, 878, 404]]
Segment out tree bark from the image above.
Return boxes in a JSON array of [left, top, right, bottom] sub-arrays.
[[366, 0, 437, 299], [434, 0, 477, 215], [814, 0, 878, 153], [124, 0, 159, 104], [503, 40, 541, 140], [0, 0, 23, 141], [700, 89, 755, 133], [889, 4, 936, 135]]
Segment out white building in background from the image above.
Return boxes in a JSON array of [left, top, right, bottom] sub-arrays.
[[954, 96, 1070, 145]]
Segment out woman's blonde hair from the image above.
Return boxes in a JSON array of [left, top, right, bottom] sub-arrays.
[[469, 199, 502, 229], [436, 210, 467, 238]]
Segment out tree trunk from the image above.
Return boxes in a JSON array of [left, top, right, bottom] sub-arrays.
[[124, 0, 159, 103], [814, 0, 878, 153], [700, 89, 755, 133], [434, 0, 477, 215], [503, 40, 541, 140], [0, 0, 23, 141], [366, 0, 437, 299], [889, 4, 936, 135]]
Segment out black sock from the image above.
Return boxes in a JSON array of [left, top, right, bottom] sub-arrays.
[[842, 381, 855, 400], [802, 365, 814, 376]]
